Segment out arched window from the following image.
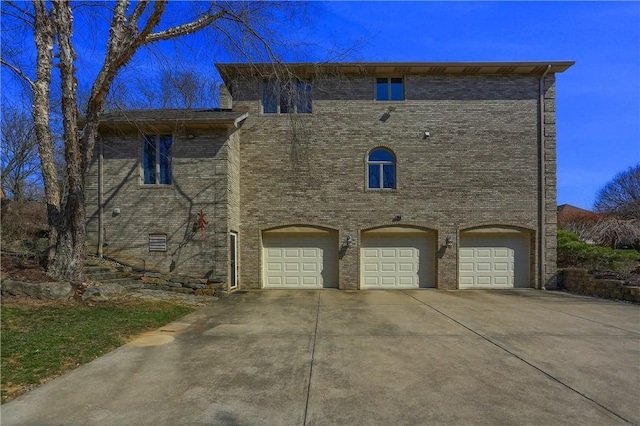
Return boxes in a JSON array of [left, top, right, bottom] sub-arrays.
[[367, 148, 396, 189]]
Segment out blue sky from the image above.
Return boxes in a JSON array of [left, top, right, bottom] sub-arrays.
[[2, 1, 639, 210]]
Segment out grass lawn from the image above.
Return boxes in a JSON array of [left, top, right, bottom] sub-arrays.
[[1, 297, 195, 403]]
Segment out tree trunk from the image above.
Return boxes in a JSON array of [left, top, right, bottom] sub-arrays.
[[47, 0, 86, 282], [32, 1, 60, 266]]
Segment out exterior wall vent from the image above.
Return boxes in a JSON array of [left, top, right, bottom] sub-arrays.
[[149, 234, 167, 252]]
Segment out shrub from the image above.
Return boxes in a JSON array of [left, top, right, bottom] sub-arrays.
[[558, 229, 640, 276]]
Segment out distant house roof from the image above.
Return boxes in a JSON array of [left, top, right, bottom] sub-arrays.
[[98, 109, 248, 132], [216, 61, 575, 82], [557, 204, 592, 216]]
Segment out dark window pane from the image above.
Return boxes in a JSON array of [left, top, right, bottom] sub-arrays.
[[368, 164, 380, 188], [383, 164, 395, 188], [143, 135, 156, 184], [159, 135, 172, 184], [391, 78, 404, 101], [297, 81, 312, 113], [376, 78, 389, 101], [262, 82, 278, 113], [280, 90, 292, 113], [368, 149, 394, 162]]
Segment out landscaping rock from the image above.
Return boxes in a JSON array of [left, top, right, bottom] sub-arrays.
[[122, 281, 144, 290], [184, 282, 206, 290], [144, 272, 163, 278], [82, 283, 127, 302], [1, 280, 73, 300], [167, 282, 183, 288], [141, 276, 168, 285], [169, 287, 194, 294], [195, 288, 215, 296]]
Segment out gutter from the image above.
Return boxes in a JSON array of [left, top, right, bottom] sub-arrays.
[[539, 65, 551, 289], [97, 135, 104, 258]]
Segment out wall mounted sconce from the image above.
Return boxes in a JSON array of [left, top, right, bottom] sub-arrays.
[[393, 215, 402, 222], [112, 208, 121, 216], [345, 235, 354, 248], [445, 235, 455, 248], [423, 131, 430, 138]]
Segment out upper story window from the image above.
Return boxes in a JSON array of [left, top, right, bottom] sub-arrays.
[[263, 79, 312, 114], [367, 148, 396, 190], [376, 77, 404, 101], [143, 135, 172, 185]]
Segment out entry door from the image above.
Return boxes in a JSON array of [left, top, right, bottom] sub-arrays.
[[230, 232, 238, 289]]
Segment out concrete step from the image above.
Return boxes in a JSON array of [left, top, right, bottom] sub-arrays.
[[92, 277, 138, 286], [85, 271, 126, 281], [83, 265, 112, 275]]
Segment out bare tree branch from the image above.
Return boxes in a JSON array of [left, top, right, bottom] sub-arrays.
[[144, 9, 226, 44], [594, 164, 640, 219], [0, 59, 35, 88]]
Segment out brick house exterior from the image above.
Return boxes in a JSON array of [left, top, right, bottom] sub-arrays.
[[86, 61, 573, 291]]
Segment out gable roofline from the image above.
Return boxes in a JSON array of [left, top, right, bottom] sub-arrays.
[[216, 61, 575, 82]]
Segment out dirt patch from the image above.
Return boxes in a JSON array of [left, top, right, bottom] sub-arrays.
[[1, 254, 53, 283]]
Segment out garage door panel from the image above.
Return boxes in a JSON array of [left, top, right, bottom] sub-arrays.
[[361, 235, 435, 289], [459, 234, 529, 289], [263, 234, 338, 289]]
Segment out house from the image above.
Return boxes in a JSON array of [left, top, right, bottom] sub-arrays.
[[85, 61, 574, 291]]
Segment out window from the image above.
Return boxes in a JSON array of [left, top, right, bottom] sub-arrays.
[[143, 135, 172, 185], [262, 79, 312, 114], [376, 77, 404, 101], [367, 148, 396, 189]]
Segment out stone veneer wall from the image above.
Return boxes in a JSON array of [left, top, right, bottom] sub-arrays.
[[230, 72, 557, 290], [562, 268, 640, 302]]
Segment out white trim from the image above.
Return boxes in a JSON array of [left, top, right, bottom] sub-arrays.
[[230, 232, 238, 289]]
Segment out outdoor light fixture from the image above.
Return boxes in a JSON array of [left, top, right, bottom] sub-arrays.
[[393, 215, 402, 222], [445, 235, 455, 248], [346, 235, 354, 247]]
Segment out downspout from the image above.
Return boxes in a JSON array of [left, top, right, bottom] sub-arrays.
[[539, 65, 551, 289], [97, 135, 104, 258]]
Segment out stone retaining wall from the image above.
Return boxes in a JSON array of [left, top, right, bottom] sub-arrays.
[[138, 272, 226, 296], [561, 268, 640, 302]]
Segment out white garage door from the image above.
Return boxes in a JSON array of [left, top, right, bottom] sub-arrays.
[[459, 234, 530, 288], [361, 233, 435, 289], [263, 234, 338, 288]]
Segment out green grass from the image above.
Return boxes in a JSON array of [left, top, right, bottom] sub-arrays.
[[1, 299, 194, 403]]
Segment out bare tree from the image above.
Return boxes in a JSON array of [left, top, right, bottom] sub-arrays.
[[559, 209, 640, 249], [1, 0, 310, 281], [104, 67, 219, 110], [594, 164, 640, 220], [1, 107, 42, 200]]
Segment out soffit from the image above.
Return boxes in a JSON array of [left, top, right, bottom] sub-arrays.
[[97, 109, 248, 132], [216, 61, 575, 81]]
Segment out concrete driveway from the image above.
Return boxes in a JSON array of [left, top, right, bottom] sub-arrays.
[[2, 290, 639, 425]]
